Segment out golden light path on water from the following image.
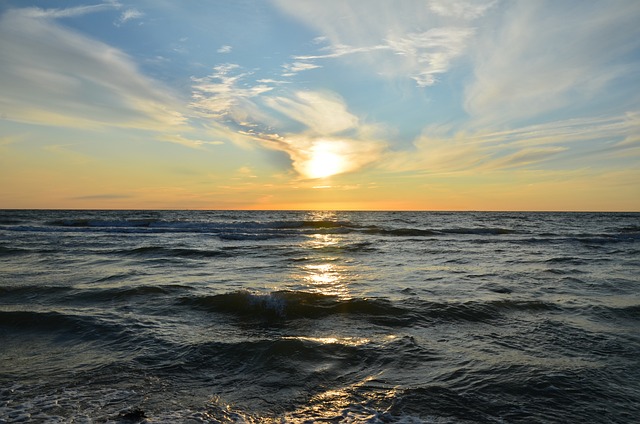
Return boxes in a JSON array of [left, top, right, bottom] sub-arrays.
[[284, 374, 400, 422], [273, 213, 400, 421], [298, 211, 351, 298]]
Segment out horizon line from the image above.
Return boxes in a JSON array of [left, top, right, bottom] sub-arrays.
[[1, 208, 638, 213]]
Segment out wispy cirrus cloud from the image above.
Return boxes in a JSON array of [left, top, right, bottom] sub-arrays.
[[428, 0, 496, 20], [274, 0, 492, 87], [281, 61, 321, 76], [386, 27, 473, 87], [18, 2, 120, 19], [384, 111, 639, 175], [486, 146, 568, 170], [291, 30, 472, 87], [0, 5, 186, 131], [464, 0, 640, 126], [190, 64, 273, 121], [293, 43, 389, 61], [158, 134, 224, 149]]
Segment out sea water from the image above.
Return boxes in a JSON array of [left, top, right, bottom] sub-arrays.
[[1, 210, 639, 423]]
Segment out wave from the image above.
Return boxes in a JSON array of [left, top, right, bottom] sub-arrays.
[[2, 211, 639, 243], [387, 369, 633, 424], [280, 219, 354, 229], [363, 227, 438, 237], [0, 285, 71, 298], [114, 246, 230, 259], [47, 218, 161, 228], [216, 231, 294, 241], [362, 226, 518, 237], [588, 304, 640, 321], [309, 241, 377, 253], [0, 310, 125, 337], [441, 227, 519, 235], [179, 290, 407, 322], [10, 214, 637, 246], [0, 284, 191, 305], [178, 290, 562, 326], [544, 256, 589, 265], [70, 284, 192, 302], [619, 225, 640, 234], [0, 245, 31, 256], [2, 214, 521, 239], [386, 385, 501, 423]]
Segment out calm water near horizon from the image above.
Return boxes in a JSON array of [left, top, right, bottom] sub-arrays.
[[1, 210, 639, 423]]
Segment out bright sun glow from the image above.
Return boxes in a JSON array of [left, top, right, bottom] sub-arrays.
[[304, 144, 346, 179]]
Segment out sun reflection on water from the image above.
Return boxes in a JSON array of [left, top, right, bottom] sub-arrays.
[[298, 231, 352, 298], [285, 373, 398, 423], [302, 260, 351, 298]]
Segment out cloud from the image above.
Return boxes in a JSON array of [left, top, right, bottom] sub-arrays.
[[274, 0, 490, 88], [235, 166, 257, 178], [188, 59, 384, 177], [614, 112, 640, 148], [428, 0, 496, 20], [258, 133, 386, 179], [19, 3, 120, 19], [190, 64, 274, 122], [386, 132, 487, 174], [281, 61, 321, 76], [384, 110, 638, 175], [190, 72, 386, 178], [464, 0, 640, 126], [386, 27, 473, 87], [158, 134, 224, 149], [217, 45, 232, 53], [293, 43, 389, 61], [0, 135, 25, 149], [116, 8, 143, 26], [273, 0, 436, 48], [484, 147, 568, 170], [265, 91, 358, 135], [0, 6, 186, 131], [292, 27, 472, 87]]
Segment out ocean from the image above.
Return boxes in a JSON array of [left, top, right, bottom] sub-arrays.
[[1, 210, 639, 423]]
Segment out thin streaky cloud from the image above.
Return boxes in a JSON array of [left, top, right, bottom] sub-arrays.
[[465, 0, 640, 126], [158, 134, 224, 150], [20, 2, 120, 19], [0, 7, 186, 131], [428, 0, 497, 20], [293, 44, 390, 61], [281, 61, 321, 75]]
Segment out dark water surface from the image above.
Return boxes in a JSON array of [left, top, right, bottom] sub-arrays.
[[1, 210, 639, 423]]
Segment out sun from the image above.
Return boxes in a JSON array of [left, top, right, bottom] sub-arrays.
[[304, 143, 347, 179]]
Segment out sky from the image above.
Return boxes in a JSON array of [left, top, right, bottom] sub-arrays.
[[0, 0, 639, 211]]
